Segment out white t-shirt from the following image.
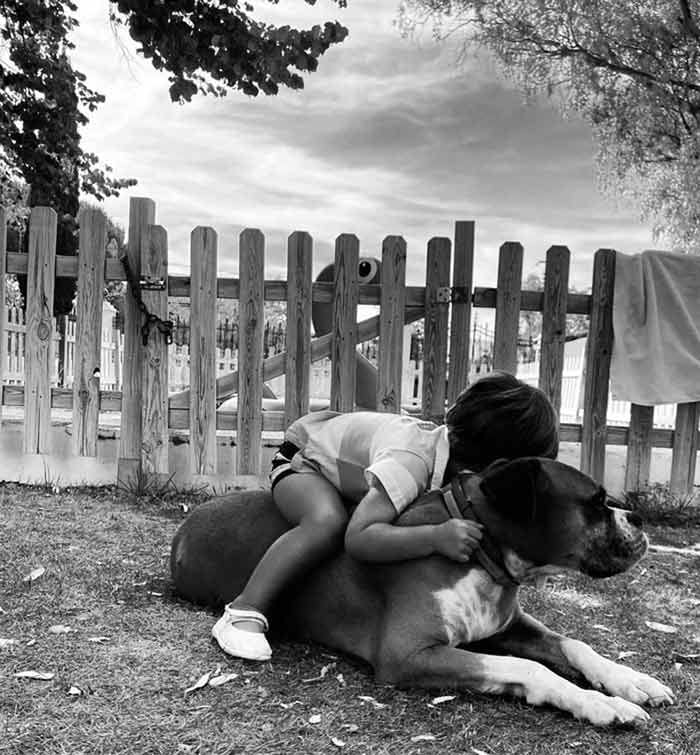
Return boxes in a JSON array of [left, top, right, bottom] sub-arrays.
[[284, 410, 450, 513]]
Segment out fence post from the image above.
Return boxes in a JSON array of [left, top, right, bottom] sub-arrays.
[[377, 235, 406, 413], [189, 227, 218, 476], [625, 404, 654, 492], [0, 208, 6, 419], [285, 231, 313, 427], [24, 207, 57, 454], [140, 225, 169, 476], [493, 242, 523, 375], [72, 207, 107, 456], [539, 245, 570, 417], [580, 249, 616, 482], [670, 402, 700, 494], [330, 235, 359, 412], [118, 197, 156, 484], [422, 237, 451, 424], [447, 221, 474, 403], [237, 228, 265, 474]]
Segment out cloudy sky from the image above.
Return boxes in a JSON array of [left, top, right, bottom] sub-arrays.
[[71, 1, 654, 289]]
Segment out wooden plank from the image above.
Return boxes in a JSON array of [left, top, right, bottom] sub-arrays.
[[330, 235, 359, 412], [189, 226, 218, 475], [422, 237, 451, 424], [580, 249, 616, 483], [140, 225, 169, 476], [72, 207, 107, 456], [538, 246, 570, 416], [377, 236, 407, 412], [285, 231, 313, 426], [473, 287, 591, 315], [24, 207, 57, 453], [0, 208, 6, 416], [493, 242, 523, 375], [118, 197, 155, 484], [670, 402, 700, 494], [447, 221, 474, 404], [237, 229, 265, 474], [625, 404, 654, 492]]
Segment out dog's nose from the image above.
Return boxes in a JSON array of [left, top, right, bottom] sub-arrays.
[[625, 510, 643, 529]]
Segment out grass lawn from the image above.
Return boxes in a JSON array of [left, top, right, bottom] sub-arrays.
[[1, 483, 699, 755]]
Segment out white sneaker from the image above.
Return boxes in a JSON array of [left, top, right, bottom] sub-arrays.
[[212, 604, 272, 661]]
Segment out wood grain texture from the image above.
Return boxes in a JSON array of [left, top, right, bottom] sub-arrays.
[[625, 404, 654, 492], [72, 207, 107, 456], [24, 207, 57, 453], [189, 226, 218, 475], [447, 221, 474, 404], [141, 225, 169, 476], [670, 402, 700, 494], [580, 249, 616, 483], [422, 237, 451, 424], [330, 235, 359, 412], [285, 232, 313, 426], [538, 246, 570, 417], [0, 208, 6, 417], [118, 197, 155, 483], [237, 229, 265, 474], [493, 242, 523, 375], [377, 236, 407, 413]]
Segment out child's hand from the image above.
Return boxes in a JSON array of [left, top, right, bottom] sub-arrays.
[[431, 519, 483, 562]]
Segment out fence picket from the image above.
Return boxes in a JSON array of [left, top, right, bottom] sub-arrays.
[[670, 402, 700, 494], [24, 207, 57, 454], [72, 208, 107, 456], [422, 237, 451, 424], [625, 404, 654, 491], [237, 229, 265, 474], [119, 197, 156, 484], [377, 236, 406, 412], [330, 235, 359, 412], [539, 246, 570, 416], [580, 249, 616, 483], [493, 242, 523, 374], [285, 231, 313, 426], [0, 208, 6, 418], [447, 221, 474, 403], [189, 227, 218, 475], [141, 225, 169, 476]]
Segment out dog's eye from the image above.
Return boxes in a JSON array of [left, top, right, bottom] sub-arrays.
[[358, 258, 379, 283]]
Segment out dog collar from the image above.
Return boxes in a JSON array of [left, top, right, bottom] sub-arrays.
[[440, 476, 520, 588]]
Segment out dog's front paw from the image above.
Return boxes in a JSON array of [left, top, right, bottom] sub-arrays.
[[593, 664, 675, 707], [572, 689, 650, 727]]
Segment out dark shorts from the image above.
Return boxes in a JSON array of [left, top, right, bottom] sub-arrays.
[[269, 440, 302, 491]]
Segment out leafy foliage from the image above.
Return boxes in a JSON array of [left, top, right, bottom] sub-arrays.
[[399, 0, 700, 252]]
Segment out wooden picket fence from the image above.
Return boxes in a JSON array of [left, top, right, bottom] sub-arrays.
[[1, 198, 698, 492]]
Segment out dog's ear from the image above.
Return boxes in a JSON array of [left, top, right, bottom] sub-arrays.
[[479, 457, 543, 523]]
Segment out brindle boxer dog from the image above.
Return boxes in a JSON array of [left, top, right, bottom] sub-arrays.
[[171, 457, 675, 725]]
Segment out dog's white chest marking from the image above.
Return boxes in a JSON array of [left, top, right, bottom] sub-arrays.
[[432, 569, 513, 646]]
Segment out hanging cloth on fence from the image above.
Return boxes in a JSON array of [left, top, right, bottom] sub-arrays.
[[610, 250, 700, 405]]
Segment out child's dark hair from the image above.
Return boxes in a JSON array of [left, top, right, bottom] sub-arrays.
[[445, 371, 559, 471]]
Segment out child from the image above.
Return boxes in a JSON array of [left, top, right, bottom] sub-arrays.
[[212, 372, 559, 661]]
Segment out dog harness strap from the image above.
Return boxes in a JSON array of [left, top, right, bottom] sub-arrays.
[[441, 487, 463, 519]]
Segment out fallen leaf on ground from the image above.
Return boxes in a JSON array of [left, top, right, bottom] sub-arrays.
[[411, 734, 436, 742], [336, 673, 346, 686], [341, 724, 359, 732], [208, 672, 238, 688], [303, 662, 336, 683], [67, 686, 83, 696], [330, 737, 346, 748], [185, 671, 214, 695], [616, 651, 638, 660], [644, 621, 678, 634], [358, 695, 387, 709], [431, 695, 456, 705], [48, 625, 71, 634], [592, 624, 610, 631], [87, 636, 110, 644], [0, 639, 18, 649], [23, 566, 45, 583], [14, 670, 54, 681], [308, 714, 322, 724]]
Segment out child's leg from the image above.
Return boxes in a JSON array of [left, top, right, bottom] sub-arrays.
[[212, 472, 347, 658]]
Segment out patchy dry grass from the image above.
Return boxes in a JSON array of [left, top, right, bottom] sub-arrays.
[[1, 483, 699, 755]]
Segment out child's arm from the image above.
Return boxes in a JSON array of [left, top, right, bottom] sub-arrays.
[[344, 485, 483, 563]]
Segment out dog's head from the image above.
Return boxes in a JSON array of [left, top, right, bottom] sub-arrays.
[[468, 457, 647, 580]]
